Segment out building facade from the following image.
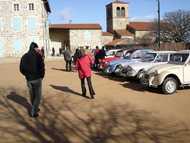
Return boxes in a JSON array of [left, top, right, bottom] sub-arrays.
[[0, 0, 50, 57], [49, 24, 102, 55]]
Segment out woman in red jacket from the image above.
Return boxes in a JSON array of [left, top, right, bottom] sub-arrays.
[[76, 48, 95, 99]]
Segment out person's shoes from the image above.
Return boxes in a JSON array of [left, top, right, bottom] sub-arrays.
[[90, 92, 95, 99], [30, 107, 39, 118], [30, 112, 39, 118]]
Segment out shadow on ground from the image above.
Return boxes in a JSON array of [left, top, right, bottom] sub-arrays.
[[49, 84, 86, 98], [52, 67, 74, 72], [0, 87, 190, 143], [120, 81, 164, 94], [95, 72, 126, 82]]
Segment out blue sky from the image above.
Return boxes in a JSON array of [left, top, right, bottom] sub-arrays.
[[48, 0, 190, 31]]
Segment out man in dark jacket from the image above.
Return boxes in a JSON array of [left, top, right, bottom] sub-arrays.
[[63, 48, 72, 71], [20, 42, 45, 118]]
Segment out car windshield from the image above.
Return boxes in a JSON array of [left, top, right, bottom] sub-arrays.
[[106, 50, 116, 56], [115, 51, 123, 57], [142, 53, 157, 62], [169, 53, 189, 64]]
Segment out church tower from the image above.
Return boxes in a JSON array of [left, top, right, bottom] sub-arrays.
[[106, 0, 129, 33]]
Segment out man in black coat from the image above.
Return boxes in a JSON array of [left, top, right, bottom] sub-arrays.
[[20, 42, 45, 117]]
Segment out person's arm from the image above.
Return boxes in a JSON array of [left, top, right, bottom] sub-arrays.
[[38, 55, 45, 79]]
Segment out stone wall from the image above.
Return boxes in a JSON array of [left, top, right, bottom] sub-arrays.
[[135, 31, 150, 39], [102, 35, 113, 45], [69, 29, 102, 50], [0, 0, 49, 57]]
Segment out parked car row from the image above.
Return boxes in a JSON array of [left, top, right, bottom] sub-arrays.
[[98, 48, 190, 95]]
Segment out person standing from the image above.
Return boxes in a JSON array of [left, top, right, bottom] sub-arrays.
[[20, 42, 45, 118], [73, 48, 80, 65], [76, 48, 95, 99], [94, 46, 100, 69], [63, 48, 72, 71], [52, 47, 55, 56]]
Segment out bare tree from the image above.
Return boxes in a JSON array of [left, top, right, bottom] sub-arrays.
[[156, 10, 190, 43]]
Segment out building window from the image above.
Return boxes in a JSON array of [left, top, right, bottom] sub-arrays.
[[29, 3, 34, 10], [0, 40, 4, 57], [28, 17, 37, 32], [0, 18, 3, 31], [12, 17, 22, 32], [121, 7, 125, 17], [13, 39, 22, 53], [14, 4, 19, 11], [116, 7, 121, 17]]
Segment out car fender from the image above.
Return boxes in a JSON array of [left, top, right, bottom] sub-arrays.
[[158, 71, 182, 85]]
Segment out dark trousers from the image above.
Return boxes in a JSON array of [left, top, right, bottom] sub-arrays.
[[81, 77, 95, 98], [66, 60, 72, 71], [27, 79, 42, 113]]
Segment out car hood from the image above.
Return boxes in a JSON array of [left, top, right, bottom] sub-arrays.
[[109, 58, 140, 66], [103, 57, 120, 62], [147, 64, 183, 74], [128, 62, 166, 71]]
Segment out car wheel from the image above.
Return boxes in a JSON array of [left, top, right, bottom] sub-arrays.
[[162, 77, 178, 94]]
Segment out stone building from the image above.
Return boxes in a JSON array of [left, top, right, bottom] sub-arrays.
[[106, 0, 129, 33], [103, 0, 154, 47], [0, 0, 51, 57], [49, 24, 102, 54]]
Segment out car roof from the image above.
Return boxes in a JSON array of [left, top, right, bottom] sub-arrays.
[[177, 50, 190, 54], [148, 51, 176, 54]]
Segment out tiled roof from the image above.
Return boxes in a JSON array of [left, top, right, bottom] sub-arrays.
[[102, 32, 113, 36], [127, 22, 153, 31], [115, 30, 134, 36], [49, 24, 102, 30], [42, 0, 51, 12], [112, 0, 128, 4], [106, 0, 128, 7]]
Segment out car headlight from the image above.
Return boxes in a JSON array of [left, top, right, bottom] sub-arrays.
[[149, 70, 158, 77], [126, 66, 133, 72], [115, 64, 123, 72]]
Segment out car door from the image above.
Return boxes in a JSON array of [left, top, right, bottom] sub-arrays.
[[183, 59, 190, 84]]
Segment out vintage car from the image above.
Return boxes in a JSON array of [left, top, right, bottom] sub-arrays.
[[141, 50, 190, 94], [123, 51, 176, 78], [105, 48, 153, 74], [99, 49, 128, 70]]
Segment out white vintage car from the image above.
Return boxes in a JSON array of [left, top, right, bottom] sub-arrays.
[[141, 50, 190, 94], [124, 51, 176, 79]]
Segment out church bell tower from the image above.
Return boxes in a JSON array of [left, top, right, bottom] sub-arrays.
[[106, 0, 129, 32]]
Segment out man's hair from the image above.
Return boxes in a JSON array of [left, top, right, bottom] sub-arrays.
[[78, 48, 86, 59]]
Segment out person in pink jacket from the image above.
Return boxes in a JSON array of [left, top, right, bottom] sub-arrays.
[[76, 48, 95, 99]]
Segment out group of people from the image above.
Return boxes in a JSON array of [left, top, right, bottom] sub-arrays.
[[20, 42, 95, 118]]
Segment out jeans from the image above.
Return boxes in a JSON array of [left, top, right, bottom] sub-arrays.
[[81, 77, 95, 98], [27, 79, 42, 113], [66, 60, 72, 71]]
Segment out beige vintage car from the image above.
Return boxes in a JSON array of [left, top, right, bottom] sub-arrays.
[[141, 50, 190, 94]]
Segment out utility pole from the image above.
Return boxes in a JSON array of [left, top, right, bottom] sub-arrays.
[[157, 0, 161, 49]]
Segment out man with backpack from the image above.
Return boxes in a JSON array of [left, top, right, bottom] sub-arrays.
[[20, 42, 45, 118]]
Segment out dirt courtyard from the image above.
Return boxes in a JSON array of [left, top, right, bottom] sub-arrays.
[[0, 59, 190, 143]]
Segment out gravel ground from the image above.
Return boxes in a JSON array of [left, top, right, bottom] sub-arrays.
[[0, 60, 190, 143]]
